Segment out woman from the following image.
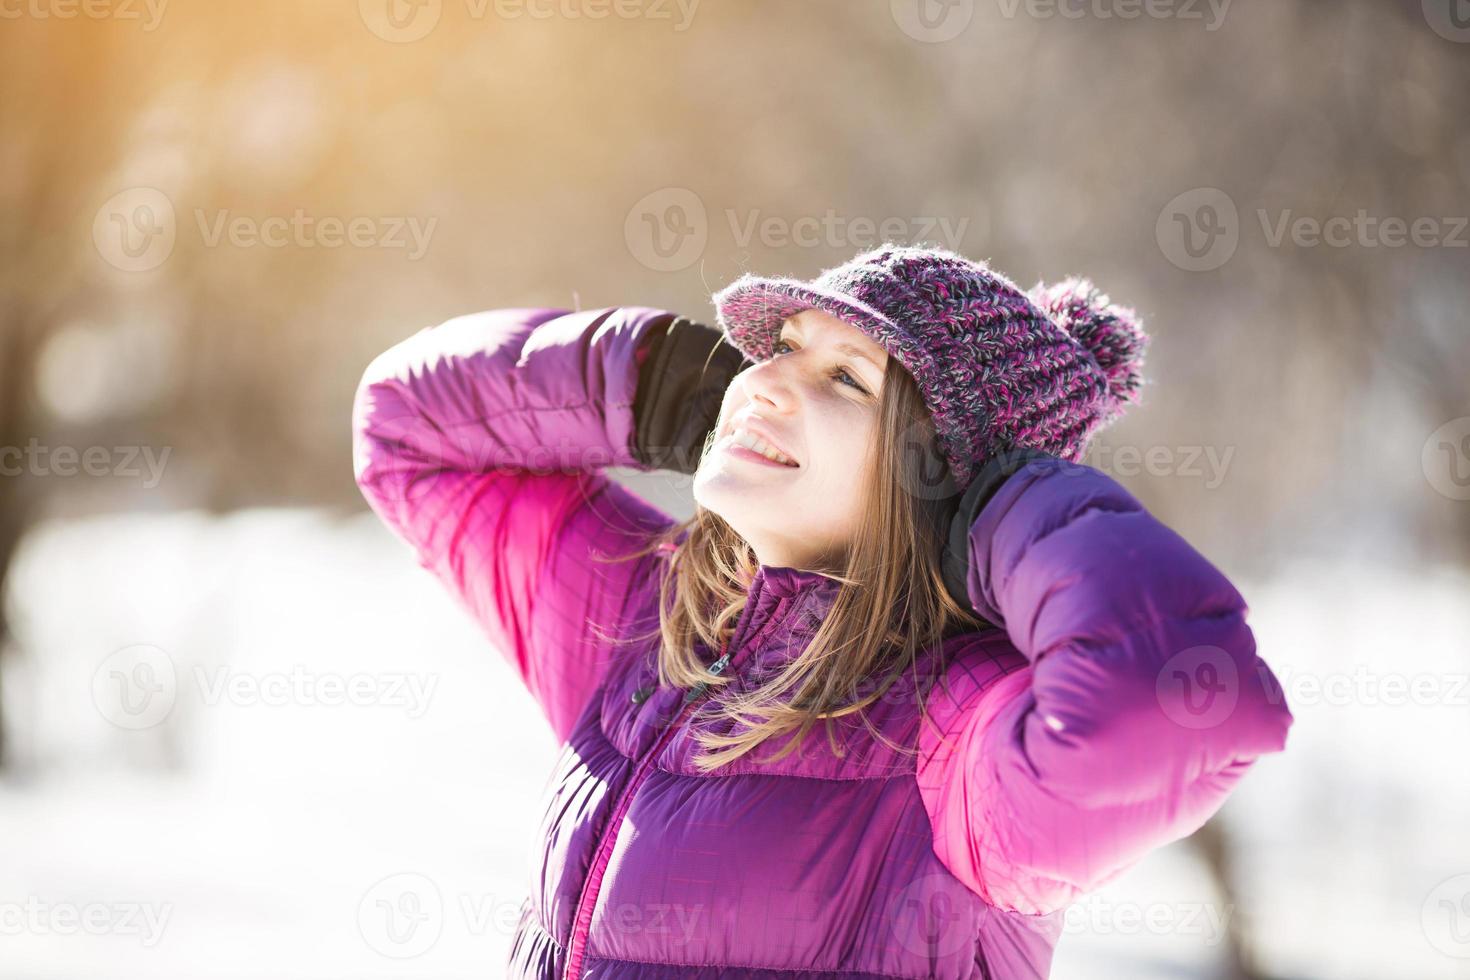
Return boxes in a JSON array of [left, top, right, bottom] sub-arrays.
[[351, 244, 1294, 979]]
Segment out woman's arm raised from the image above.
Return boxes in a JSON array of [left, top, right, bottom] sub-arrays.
[[351, 306, 743, 743], [918, 450, 1295, 915]]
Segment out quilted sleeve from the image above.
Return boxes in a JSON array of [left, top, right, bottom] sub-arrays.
[[351, 305, 685, 744], [917, 454, 1295, 915]]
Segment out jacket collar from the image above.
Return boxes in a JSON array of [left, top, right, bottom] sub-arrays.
[[732, 564, 845, 664], [751, 563, 845, 600]]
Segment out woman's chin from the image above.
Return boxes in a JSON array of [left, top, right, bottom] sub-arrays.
[[695, 467, 785, 516]]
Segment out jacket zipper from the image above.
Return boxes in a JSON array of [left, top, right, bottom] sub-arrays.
[[561, 602, 782, 980]]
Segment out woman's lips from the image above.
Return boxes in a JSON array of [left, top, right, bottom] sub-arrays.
[[718, 435, 800, 469], [719, 421, 801, 466]]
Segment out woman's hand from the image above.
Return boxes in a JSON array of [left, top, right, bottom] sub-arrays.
[[631, 315, 751, 475], [939, 445, 1062, 622]]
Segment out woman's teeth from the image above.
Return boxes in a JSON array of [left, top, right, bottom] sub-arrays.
[[730, 427, 798, 467]]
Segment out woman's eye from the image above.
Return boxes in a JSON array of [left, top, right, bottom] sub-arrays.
[[772, 339, 867, 394]]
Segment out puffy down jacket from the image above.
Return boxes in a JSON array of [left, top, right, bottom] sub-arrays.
[[351, 305, 1294, 979]]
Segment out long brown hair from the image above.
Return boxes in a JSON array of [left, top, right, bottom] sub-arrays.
[[595, 356, 992, 773]]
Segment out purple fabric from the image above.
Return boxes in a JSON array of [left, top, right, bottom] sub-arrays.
[[352, 306, 1294, 979]]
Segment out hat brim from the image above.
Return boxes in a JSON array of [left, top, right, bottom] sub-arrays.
[[711, 274, 906, 366]]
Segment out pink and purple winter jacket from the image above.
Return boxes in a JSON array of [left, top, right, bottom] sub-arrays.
[[351, 305, 1295, 979]]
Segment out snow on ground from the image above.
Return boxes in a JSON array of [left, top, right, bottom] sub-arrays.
[[0, 507, 1465, 979]]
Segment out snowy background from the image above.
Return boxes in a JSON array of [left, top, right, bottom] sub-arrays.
[[1, 500, 1466, 979]]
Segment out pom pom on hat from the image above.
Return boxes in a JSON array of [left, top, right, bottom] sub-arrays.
[[1028, 277, 1150, 420]]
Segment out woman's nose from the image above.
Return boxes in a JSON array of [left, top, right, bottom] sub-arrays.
[[740, 360, 796, 411]]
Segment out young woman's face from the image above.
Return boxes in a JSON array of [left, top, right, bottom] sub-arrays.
[[693, 308, 890, 572]]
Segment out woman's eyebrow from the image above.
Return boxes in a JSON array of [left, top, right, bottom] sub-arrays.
[[783, 323, 885, 371], [832, 341, 882, 368]]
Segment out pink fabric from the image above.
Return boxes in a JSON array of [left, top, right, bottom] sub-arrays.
[[916, 455, 1294, 915], [352, 306, 678, 743]]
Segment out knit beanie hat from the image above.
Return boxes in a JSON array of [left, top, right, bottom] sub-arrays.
[[710, 243, 1151, 493]]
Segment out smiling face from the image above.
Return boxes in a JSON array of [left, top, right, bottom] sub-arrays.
[[693, 308, 891, 572]]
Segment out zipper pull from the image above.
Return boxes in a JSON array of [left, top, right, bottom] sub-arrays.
[[682, 649, 732, 704]]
